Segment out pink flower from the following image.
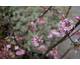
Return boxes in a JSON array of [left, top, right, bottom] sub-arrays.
[[46, 54, 49, 57], [6, 45, 11, 49], [32, 41, 39, 47], [74, 50, 78, 54], [57, 9, 61, 14], [31, 35, 43, 47], [53, 50, 58, 56], [54, 56, 57, 59], [49, 51, 53, 55], [47, 50, 58, 59], [12, 54, 15, 58], [73, 30, 76, 34], [37, 45, 45, 50], [21, 50, 25, 54], [75, 39, 79, 43], [28, 22, 37, 32], [16, 51, 21, 55], [48, 29, 60, 38], [37, 17, 46, 24], [69, 20, 73, 24], [74, 15, 80, 20], [54, 46, 58, 50], [35, 35, 38, 39], [75, 30, 80, 35], [52, 10, 54, 12], [16, 50, 25, 55], [20, 37, 23, 40], [64, 18, 69, 22], [62, 14, 66, 18], [59, 14, 66, 20], [31, 37, 39, 47], [14, 46, 19, 50]]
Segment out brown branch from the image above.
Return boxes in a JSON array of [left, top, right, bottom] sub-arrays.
[[66, 6, 72, 18], [60, 48, 70, 59], [7, 6, 13, 43], [21, 6, 52, 36], [51, 27, 79, 59], [68, 35, 74, 43], [60, 36, 80, 59], [64, 28, 80, 41], [40, 20, 80, 59], [7, 7, 13, 28], [33, 6, 52, 22], [7, 6, 34, 59], [60, 35, 73, 59]]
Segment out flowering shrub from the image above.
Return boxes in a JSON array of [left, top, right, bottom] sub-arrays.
[[0, 6, 80, 59]]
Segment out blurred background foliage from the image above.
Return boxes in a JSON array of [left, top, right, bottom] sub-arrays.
[[0, 6, 73, 54]]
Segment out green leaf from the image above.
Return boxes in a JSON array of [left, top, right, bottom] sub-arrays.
[[4, 45, 6, 49], [0, 35, 3, 38], [7, 39, 10, 42], [0, 30, 2, 35]]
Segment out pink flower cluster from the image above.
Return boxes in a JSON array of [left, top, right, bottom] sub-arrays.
[[37, 17, 46, 24], [28, 22, 37, 32], [31, 35, 43, 47], [0, 48, 10, 59], [71, 39, 80, 54], [57, 9, 61, 14], [74, 14, 80, 20], [46, 47, 58, 59], [16, 50, 25, 55], [6, 44, 25, 56], [6, 44, 11, 50], [73, 30, 80, 36], [59, 14, 66, 20], [48, 29, 60, 38], [37, 45, 45, 51], [58, 18, 74, 36], [14, 46, 19, 50]]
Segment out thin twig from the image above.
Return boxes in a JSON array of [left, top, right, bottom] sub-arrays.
[[60, 36, 73, 59], [64, 28, 80, 41], [21, 6, 52, 36], [33, 6, 52, 22], [60, 48, 70, 59], [7, 6, 34, 59], [40, 20, 80, 59], [68, 36, 74, 43], [7, 6, 13, 43], [60, 36, 80, 59]]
